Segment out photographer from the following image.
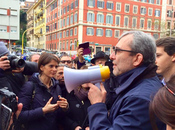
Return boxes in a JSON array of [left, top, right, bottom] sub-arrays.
[[0, 41, 38, 96]]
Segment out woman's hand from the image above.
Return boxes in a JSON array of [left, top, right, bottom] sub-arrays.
[[42, 97, 59, 114], [57, 95, 69, 110]]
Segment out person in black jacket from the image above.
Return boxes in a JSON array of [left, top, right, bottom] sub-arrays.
[[0, 41, 38, 96]]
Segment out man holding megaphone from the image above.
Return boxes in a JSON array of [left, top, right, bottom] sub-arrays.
[[86, 31, 166, 130]]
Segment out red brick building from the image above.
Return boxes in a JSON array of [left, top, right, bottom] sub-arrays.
[[46, 0, 162, 54]]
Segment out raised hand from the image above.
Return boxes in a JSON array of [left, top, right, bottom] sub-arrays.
[[42, 97, 59, 114], [57, 95, 69, 110]]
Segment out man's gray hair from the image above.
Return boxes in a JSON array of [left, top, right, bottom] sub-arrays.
[[119, 31, 156, 64]]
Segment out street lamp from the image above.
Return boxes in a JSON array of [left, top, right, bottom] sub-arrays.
[[22, 27, 34, 54]]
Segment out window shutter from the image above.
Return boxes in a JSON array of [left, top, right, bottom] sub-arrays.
[[102, 29, 103, 36], [87, 12, 89, 22], [93, 0, 95, 7], [102, 14, 104, 23], [92, 28, 94, 35], [144, 8, 146, 14], [96, 28, 98, 35], [97, 1, 99, 7], [112, 3, 114, 10], [87, 0, 89, 6], [106, 15, 108, 23], [105, 30, 107, 36], [158, 10, 160, 16], [107, 2, 108, 9], [111, 15, 113, 24], [97, 14, 99, 23], [86, 28, 88, 35], [92, 13, 95, 22], [110, 30, 112, 37]]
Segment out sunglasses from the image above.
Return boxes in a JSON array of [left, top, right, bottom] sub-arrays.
[[60, 60, 72, 64], [113, 46, 136, 55]]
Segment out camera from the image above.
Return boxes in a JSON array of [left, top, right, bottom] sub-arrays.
[[0, 87, 17, 112], [7, 55, 26, 70]]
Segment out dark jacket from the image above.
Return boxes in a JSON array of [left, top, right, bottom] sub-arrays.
[[18, 73, 63, 130], [88, 64, 166, 130], [0, 62, 38, 96], [64, 90, 91, 130]]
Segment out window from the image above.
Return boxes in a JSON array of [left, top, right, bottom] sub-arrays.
[[67, 16, 69, 26], [70, 14, 73, 24], [70, 41, 72, 50], [71, 2, 74, 10], [169, 0, 172, 5], [74, 27, 77, 35], [116, 2, 121, 12], [75, 0, 78, 8], [153, 33, 159, 39], [114, 30, 120, 38], [57, 32, 59, 38], [97, 13, 104, 23], [96, 47, 102, 53], [115, 15, 120, 26], [133, 6, 138, 14], [60, 19, 62, 28], [141, 0, 147, 2], [63, 41, 65, 50], [63, 18, 65, 27], [148, 8, 153, 16], [87, 12, 95, 22], [66, 30, 69, 37], [105, 29, 112, 37], [60, 32, 62, 38], [97, 1, 104, 8], [124, 17, 129, 27], [66, 41, 68, 50], [58, 11, 60, 17], [125, 4, 130, 13], [155, 10, 160, 17], [96, 28, 103, 36], [74, 13, 78, 23], [55, 23, 57, 29], [87, 27, 94, 35], [106, 15, 113, 24], [11, 26, 17, 33], [70, 29, 73, 36], [63, 31, 65, 38], [147, 20, 152, 29], [55, 13, 57, 18], [140, 7, 146, 15], [87, 0, 95, 7], [132, 18, 137, 28], [67, 5, 69, 12], [149, 0, 154, 4], [154, 20, 159, 30], [156, 0, 160, 4], [64, 7, 66, 14], [167, 21, 171, 29], [107, 2, 113, 10], [74, 40, 77, 49], [140, 19, 145, 28]]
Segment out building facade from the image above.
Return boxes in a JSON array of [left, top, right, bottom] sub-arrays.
[[33, 0, 46, 49], [45, 0, 162, 54], [26, 4, 35, 47], [0, 0, 20, 46], [161, 0, 175, 36]]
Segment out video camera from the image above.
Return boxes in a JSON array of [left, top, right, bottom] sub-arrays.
[[0, 87, 17, 130], [7, 55, 26, 70]]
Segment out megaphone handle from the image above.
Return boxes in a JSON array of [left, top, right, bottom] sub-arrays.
[[94, 82, 101, 89]]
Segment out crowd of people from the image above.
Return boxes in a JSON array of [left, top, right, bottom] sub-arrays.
[[0, 30, 175, 130]]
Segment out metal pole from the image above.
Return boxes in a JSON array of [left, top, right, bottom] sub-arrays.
[[22, 27, 34, 54], [9, 7, 11, 52], [170, 6, 173, 37]]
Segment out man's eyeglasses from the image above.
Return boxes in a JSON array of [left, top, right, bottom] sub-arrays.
[[113, 46, 136, 55], [60, 60, 72, 64], [165, 85, 175, 96]]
